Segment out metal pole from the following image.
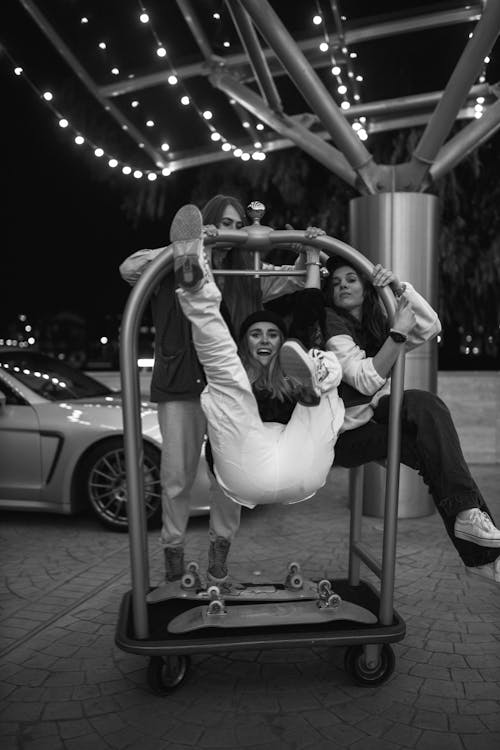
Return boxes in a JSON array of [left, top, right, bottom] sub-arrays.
[[175, 0, 218, 63], [210, 71, 357, 186], [348, 466, 364, 586], [379, 354, 405, 625], [411, 0, 500, 179], [429, 95, 500, 182], [225, 0, 283, 113], [239, 0, 376, 190], [120, 251, 177, 639], [17, 0, 167, 169]]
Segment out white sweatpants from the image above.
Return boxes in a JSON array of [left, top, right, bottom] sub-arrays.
[[176, 281, 344, 508]]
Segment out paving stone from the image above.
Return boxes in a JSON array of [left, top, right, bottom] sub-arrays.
[[462, 733, 500, 750], [42, 701, 84, 721], [64, 732, 113, 749], [420, 678, 465, 698], [412, 708, 448, 732], [58, 718, 95, 739], [20, 737, 65, 750], [0, 701, 43, 722], [416, 730, 463, 750], [383, 722, 422, 747]]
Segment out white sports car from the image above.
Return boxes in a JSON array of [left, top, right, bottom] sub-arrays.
[[0, 349, 209, 531]]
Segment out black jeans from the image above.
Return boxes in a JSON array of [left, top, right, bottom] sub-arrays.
[[334, 389, 499, 567]]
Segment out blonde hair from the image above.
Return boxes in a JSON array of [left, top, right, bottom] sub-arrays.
[[238, 330, 297, 401]]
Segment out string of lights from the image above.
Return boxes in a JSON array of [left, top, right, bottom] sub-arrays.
[[4, 2, 494, 183], [312, 3, 368, 141]]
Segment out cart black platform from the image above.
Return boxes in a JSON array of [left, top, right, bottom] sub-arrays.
[[115, 203, 406, 692]]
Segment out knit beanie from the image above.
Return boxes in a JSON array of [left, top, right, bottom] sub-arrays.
[[239, 310, 288, 341], [325, 254, 353, 277]]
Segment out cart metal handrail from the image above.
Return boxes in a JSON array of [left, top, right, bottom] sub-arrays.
[[120, 225, 405, 638]]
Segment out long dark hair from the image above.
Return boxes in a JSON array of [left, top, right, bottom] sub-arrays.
[[202, 194, 263, 334], [324, 260, 389, 355]]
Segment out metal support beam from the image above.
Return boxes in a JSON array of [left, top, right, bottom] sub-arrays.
[[99, 5, 482, 98], [175, 0, 218, 64], [407, 0, 500, 187], [429, 92, 500, 183], [210, 70, 358, 187], [225, 0, 283, 113], [239, 0, 376, 193], [17, 0, 166, 169], [165, 103, 482, 173]]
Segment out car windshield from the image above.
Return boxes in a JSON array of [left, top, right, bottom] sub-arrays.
[[0, 351, 115, 401]]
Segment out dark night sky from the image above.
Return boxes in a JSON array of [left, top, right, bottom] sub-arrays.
[[3, 0, 500, 332]]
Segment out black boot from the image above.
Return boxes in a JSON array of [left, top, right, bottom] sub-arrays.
[[164, 546, 184, 582], [207, 537, 231, 585]]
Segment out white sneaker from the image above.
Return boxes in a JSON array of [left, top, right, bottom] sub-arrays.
[[170, 204, 213, 291], [454, 509, 500, 547], [466, 555, 500, 585], [309, 349, 342, 393], [279, 341, 339, 406]]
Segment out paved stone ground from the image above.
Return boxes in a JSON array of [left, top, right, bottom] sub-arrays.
[[1, 465, 499, 750]]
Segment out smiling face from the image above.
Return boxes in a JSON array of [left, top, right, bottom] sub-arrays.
[[245, 322, 282, 367], [330, 265, 365, 319]]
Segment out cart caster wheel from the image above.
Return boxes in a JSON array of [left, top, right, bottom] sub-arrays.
[[147, 655, 190, 694], [181, 572, 198, 589], [327, 593, 342, 608], [344, 644, 395, 686], [318, 579, 332, 598], [288, 561, 301, 575], [286, 573, 303, 589], [207, 585, 221, 600], [186, 560, 199, 574], [207, 599, 226, 615]]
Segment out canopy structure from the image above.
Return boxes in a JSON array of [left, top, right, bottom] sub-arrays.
[[6, 0, 500, 188]]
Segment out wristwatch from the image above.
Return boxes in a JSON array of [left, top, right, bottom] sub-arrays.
[[389, 329, 408, 343]]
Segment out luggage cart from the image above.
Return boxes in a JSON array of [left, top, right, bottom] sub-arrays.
[[115, 203, 406, 692]]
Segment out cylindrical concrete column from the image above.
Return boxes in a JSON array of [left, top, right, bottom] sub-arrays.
[[349, 192, 439, 518]]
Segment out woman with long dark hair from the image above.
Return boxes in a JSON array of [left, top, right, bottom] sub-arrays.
[[119, 194, 312, 585], [323, 256, 500, 585]]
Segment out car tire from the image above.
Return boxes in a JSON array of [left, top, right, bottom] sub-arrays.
[[78, 437, 162, 532]]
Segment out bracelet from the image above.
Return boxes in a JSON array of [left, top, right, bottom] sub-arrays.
[[305, 261, 321, 267], [393, 283, 406, 298]]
